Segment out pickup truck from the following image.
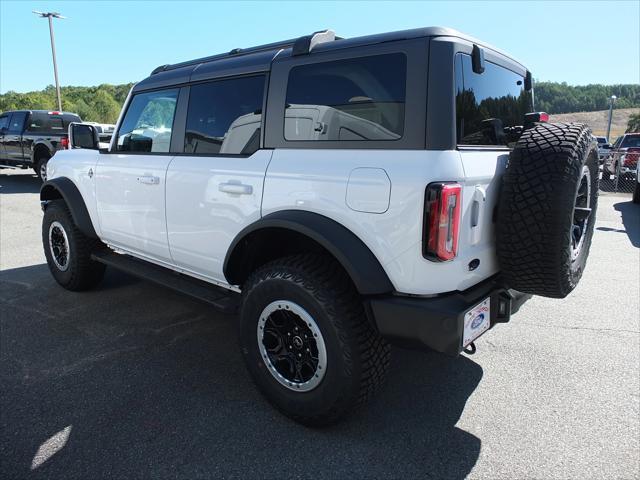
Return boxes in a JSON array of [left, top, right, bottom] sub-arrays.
[[0, 110, 82, 181], [602, 133, 640, 182]]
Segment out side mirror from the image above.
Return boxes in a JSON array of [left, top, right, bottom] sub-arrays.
[[68, 122, 100, 150]]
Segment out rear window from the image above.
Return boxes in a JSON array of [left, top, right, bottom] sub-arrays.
[[621, 135, 640, 148], [27, 112, 76, 132], [455, 53, 532, 147], [284, 53, 406, 142]]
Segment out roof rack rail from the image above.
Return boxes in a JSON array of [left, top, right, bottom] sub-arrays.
[[150, 28, 339, 75]]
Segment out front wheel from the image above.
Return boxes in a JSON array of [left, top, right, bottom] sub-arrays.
[[42, 200, 106, 291], [239, 254, 390, 426]]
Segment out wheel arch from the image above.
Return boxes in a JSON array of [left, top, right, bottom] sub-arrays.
[[224, 210, 394, 295], [31, 141, 53, 163], [40, 177, 98, 239]]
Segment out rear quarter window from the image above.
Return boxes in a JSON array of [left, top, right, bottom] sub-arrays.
[[284, 53, 407, 142], [455, 53, 532, 147]]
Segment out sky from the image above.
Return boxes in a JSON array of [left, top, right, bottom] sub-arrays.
[[0, 0, 638, 93]]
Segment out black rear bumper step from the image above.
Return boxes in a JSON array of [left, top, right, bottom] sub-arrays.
[[91, 250, 240, 313], [367, 278, 532, 356]]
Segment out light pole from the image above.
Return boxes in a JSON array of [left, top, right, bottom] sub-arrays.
[[606, 95, 617, 142], [33, 11, 65, 112]]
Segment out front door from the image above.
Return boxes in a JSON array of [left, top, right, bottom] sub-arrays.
[[165, 74, 269, 283], [95, 88, 180, 264], [0, 114, 9, 161], [4, 112, 28, 162]]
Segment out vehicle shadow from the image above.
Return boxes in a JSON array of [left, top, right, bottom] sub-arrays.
[[1, 264, 482, 480], [614, 200, 640, 248], [0, 170, 41, 194]]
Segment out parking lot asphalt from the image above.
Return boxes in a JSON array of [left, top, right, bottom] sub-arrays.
[[1, 169, 638, 479]]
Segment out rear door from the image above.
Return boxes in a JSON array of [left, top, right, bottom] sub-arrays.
[[165, 74, 270, 283], [95, 88, 180, 263]]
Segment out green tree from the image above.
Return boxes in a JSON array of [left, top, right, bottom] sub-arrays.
[[627, 113, 640, 133]]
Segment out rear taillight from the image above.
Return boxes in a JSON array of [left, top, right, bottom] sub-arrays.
[[423, 183, 462, 262], [623, 148, 639, 167], [60, 136, 69, 149]]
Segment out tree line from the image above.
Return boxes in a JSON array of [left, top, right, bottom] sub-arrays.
[[0, 81, 638, 124]]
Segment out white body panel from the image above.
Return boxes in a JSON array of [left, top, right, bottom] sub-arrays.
[[165, 150, 273, 282], [95, 153, 174, 263], [263, 149, 503, 295]]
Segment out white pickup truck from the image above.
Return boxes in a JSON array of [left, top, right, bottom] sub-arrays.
[[40, 27, 599, 425]]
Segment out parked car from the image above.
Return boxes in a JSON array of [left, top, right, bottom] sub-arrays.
[[0, 110, 81, 181], [633, 159, 640, 204], [82, 121, 116, 143], [603, 133, 640, 180], [595, 135, 612, 163], [39, 27, 598, 426]]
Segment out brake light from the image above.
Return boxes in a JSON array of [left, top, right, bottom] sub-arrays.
[[623, 148, 639, 167], [423, 183, 462, 261], [48, 111, 61, 115], [60, 136, 69, 149]]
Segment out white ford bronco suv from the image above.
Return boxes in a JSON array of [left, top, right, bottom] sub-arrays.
[[40, 27, 599, 426]]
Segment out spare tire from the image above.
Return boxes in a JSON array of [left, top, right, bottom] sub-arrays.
[[496, 123, 598, 298]]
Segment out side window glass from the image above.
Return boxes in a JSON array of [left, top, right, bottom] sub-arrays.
[[455, 53, 532, 147], [116, 89, 179, 153], [184, 75, 265, 155], [284, 53, 407, 141], [0, 115, 9, 130], [8, 112, 27, 133]]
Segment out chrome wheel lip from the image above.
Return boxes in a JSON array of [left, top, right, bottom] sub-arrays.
[[257, 300, 327, 392], [571, 166, 592, 261], [48, 221, 70, 271]]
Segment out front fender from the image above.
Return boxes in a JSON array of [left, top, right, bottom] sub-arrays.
[[40, 177, 98, 239]]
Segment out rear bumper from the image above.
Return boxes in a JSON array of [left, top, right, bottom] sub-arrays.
[[367, 278, 532, 356]]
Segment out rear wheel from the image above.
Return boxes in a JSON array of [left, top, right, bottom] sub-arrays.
[[35, 155, 50, 182], [239, 254, 390, 426], [42, 200, 106, 291]]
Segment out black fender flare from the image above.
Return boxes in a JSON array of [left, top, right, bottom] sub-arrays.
[[40, 177, 98, 239], [224, 210, 394, 295]]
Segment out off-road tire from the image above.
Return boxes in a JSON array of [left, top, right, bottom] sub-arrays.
[[496, 122, 598, 298], [42, 200, 106, 291], [239, 254, 390, 426], [35, 155, 50, 182], [633, 181, 640, 204]]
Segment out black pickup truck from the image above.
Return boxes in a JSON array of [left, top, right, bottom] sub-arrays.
[[0, 110, 82, 181]]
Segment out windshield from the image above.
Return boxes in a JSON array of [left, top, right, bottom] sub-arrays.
[[621, 135, 640, 148]]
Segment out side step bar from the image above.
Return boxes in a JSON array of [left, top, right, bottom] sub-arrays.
[[91, 250, 240, 313]]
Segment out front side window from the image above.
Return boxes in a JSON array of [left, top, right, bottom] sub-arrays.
[[117, 89, 179, 153], [284, 53, 407, 141], [455, 53, 532, 147], [0, 115, 8, 130], [184, 75, 265, 155]]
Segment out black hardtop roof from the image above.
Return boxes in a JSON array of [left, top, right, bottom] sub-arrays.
[[134, 26, 526, 93]]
